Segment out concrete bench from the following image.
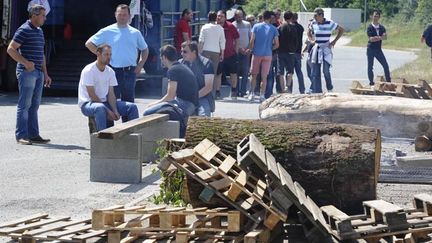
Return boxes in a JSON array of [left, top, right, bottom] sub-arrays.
[[90, 114, 179, 183]]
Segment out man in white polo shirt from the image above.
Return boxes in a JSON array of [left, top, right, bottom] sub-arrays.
[[307, 7, 344, 93], [78, 44, 138, 132]]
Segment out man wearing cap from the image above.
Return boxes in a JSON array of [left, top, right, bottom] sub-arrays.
[[86, 4, 148, 104], [307, 8, 344, 93], [7, 4, 52, 145]]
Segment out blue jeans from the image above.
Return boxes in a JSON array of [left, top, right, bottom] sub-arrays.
[[16, 70, 44, 140], [306, 60, 313, 91], [113, 69, 136, 102], [294, 53, 305, 94], [367, 48, 390, 85], [265, 57, 278, 98], [197, 97, 211, 117], [80, 101, 139, 131], [143, 98, 196, 117], [237, 53, 250, 96], [311, 61, 333, 93]]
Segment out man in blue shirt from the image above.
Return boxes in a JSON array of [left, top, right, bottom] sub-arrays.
[[86, 4, 148, 103], [7, 4, 52, 145], [248, 10, 279, 102]]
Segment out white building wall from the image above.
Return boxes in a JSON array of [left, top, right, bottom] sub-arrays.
[[298, 8, 361, 32]]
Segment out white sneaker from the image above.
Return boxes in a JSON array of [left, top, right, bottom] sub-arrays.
[[248, 93, 255, 101], [260, 95, 266, 102]]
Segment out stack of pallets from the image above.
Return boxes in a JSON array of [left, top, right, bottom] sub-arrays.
[[351, 77, 432, 99]]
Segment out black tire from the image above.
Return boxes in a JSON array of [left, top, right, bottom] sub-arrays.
[[4, 57, 17, 91]]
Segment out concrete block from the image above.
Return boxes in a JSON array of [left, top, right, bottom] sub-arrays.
[[91, 133, 142, 160], [135, 120, 180, 162], [90, 158, 142, 183]]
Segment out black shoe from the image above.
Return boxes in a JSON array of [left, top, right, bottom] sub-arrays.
[[216, 90, 221, 100], [30, 136, 51, 144], [17, 138, 32, 145]]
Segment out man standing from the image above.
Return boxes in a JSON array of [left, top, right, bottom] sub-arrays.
[[233, 10, 251, 97], [180, 42, 214, 116], [292, 13, 306, 93], [307, 8, 344, 93], [7, 4, 52, 145], [421, 24, 432, 60], [86, 4, 148, 103], [198, 11, 225, 76], [367, 10, 390, 86], [215, 10, 239, 100], [249, 10, 279, 102], [78, 44, 138, 132], [277, 11, 299, 94], [174, 9, 193, 54], [144, 45, 198, 118]]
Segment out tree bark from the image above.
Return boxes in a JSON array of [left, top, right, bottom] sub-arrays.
[[184, 117, 381, 214], [259, 93, 432, 138]]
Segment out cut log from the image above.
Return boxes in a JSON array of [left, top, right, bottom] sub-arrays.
[[414, 135, 432, 152], [184, 117, 380, 214], [259, 93, 432, 138]]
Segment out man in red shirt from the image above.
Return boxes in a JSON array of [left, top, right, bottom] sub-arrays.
[[174, 9, 192, 54], [215, 10, 239, 100]]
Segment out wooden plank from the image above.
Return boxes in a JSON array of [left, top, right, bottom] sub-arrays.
[[97, 114, 169, 139], [219, 156, 236, 174], [227, 211, 242, 232], [265, 150, 279, 181], [195, 168, 218, 181], [0, 217, 71, 234], [71, 230, 106, 240], [209, 177, 232, 190], [46, 224, 92, 238], [414, 193, 432, 215], [237, 134, 267, 171], [363, 200, 404, 215], [419, 79, 432, 97], [0, 213, 49, 228], [22, 219, 90, 236], [277, 163, 296, 197]]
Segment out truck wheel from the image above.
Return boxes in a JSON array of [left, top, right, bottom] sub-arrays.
[[4, 57, 17, 91]]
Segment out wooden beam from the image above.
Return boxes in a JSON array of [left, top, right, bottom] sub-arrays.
[[96, 114, 169, 139]]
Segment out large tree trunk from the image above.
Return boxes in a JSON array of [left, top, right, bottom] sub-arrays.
[[259, 93, 432, 138], [184, 117, 381, 214]]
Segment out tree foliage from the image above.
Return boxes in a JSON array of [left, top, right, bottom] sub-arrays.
[[416, 0, 432, 26]]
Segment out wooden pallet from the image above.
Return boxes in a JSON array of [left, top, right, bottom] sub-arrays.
[[159, 139, 288, 230], [321, 194, 432, 242], [92, 205, 243, 233], [0, 214, 107, 243], [351, 79, 432, 99], [237, 134, 331, 237]]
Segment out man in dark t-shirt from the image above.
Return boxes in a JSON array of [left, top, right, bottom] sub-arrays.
[[180, 41, 215, 117], [366, 10, 390, 85], [144, 45, 198, 117], [292, 13, 305, 93]]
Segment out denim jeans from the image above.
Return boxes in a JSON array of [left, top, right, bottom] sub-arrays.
[[265, 57, 278, 98], [367, 48, 390, 85], [143, 98, 196, 117], [311, 61, 333, 93], [306, 59, 313, 91], [237, 53, 250, 96], [16, 70, 44, 140], [113, 69, 137, 102], [80, 101, 139, 131], [197, 97, 211, 117], [294, 53, 305, 94]]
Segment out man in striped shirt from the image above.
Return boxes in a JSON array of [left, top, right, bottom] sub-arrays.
[[7, 4, 52, 145], [307, 8, 344, 93]]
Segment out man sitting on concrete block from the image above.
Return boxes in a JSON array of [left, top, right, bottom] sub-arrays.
[[78, 44, 139, 131]]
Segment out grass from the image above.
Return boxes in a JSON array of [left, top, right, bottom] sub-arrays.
[[347, 21, 432, 82]]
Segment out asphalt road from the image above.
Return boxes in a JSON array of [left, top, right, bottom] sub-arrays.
[[0, 42, 425, 228]]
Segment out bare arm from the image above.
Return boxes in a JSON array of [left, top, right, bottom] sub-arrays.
[[85, 86, 103, 103], [135, 48, 149, 74], [198, 41, 204, 54], [199, 74, 214, 97], [272, 36, 279, 50], [182, 32, 191, 43], [307, 28, 314, 42], [107, 86, 119, 115], [330, 25, 345, 47], [85, 39, 97, 55], [248, 32, 256, 51], [147, 81, 177, 107], [7, 40, 34, 71], [42, 56, 52, 87]]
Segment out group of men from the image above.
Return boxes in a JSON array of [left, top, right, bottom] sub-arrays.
[[7, 3, 396, 145]]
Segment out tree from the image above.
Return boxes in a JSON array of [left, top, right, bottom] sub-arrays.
[[416, 0, 432, 26]]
